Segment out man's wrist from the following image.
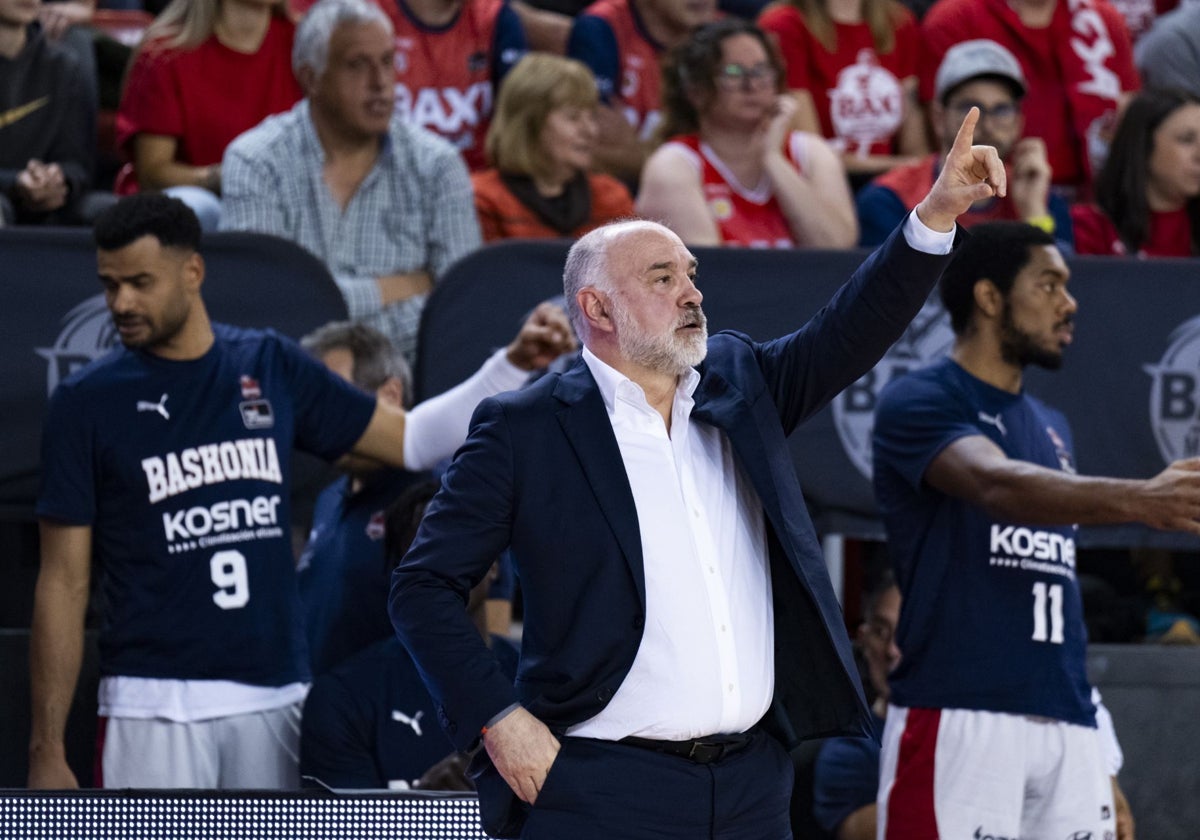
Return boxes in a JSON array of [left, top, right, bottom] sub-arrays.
[[904, 208, 956, 254], [482, 702, 522, 736]]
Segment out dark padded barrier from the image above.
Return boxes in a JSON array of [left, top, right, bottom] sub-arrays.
[[1087, 644, 1200, 840], [418, 241, 1200, 549], [0, 228, 348, 520]]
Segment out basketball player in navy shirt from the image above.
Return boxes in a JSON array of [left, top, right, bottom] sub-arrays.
[[28, 193, 572, 790], [872, 222, 1197, 839]]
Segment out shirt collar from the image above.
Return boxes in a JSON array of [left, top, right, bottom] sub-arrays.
[[581, 345, 701, 415], [298, 99, 395, 164]]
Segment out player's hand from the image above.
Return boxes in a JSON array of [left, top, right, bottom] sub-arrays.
[[27, 748, 80, 790], [482, 706, 560, 805], [1137, 457, 1200, 534], [1112, 777, 1135, 840], [916, 107, 1006, 232], [1010, 137, 1052, 220], [506, 301, 577, 371]]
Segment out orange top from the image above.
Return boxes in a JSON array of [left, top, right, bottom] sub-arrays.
[[471, 169, 635, 241]]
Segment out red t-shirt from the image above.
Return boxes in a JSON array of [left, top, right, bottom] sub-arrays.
[[920, 0, 1139, 191], [1070, 204, 1194, 256], [667, 132, 813, 248], [574, 0, 665, 141], [758, 2, 918, 159], [117, 16, 301, 166]]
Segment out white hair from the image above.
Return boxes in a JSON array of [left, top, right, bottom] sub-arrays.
[[293, 0, 393, 80]]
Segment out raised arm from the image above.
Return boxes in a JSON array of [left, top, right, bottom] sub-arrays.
[[916, 107, 1005, 232], [28, 521, 92, 789]]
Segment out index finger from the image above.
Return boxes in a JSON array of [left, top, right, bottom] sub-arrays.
[[949, 106, 980, 159]]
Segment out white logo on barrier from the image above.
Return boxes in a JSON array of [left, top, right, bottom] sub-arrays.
[[1144, 315, 1200, 462], [37, 294, 117, 396], [832, 300, 955, 480]]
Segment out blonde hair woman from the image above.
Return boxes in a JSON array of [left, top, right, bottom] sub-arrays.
[[116, 0, 300, 228], [472, 53, 635, 241]]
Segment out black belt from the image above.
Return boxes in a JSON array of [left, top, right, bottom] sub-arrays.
[[618, 732, 755, 764]]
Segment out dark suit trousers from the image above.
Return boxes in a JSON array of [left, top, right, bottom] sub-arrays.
[[521, 729, 794, 840]]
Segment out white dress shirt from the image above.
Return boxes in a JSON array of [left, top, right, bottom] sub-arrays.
[[568, 349, 774, 741], [567, 211, 953, 740]]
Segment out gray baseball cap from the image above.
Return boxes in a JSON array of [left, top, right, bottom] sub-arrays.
[[935, 39, 1027, 103]]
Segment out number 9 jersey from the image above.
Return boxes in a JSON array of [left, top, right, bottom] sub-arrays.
[[36, 324, 377, 690]]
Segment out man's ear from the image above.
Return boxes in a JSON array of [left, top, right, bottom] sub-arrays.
[[973, 278, 1003, 320], [184, 252, 205, 294], [578, 288, 614, 334]]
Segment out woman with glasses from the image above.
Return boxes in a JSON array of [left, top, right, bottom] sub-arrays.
[[636, 18, 857, 247], [757, 0, 928, 188], [1071, 88, 1200, 257]]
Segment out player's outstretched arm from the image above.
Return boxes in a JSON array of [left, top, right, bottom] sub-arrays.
[[350, 302, 577, 471], [915, 107, 1007, 233], [926, 437, 1200, 535], [27, 521, 92, 789]]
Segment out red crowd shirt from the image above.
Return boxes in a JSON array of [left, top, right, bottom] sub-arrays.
[[1070, 204, 1194, 256], [569, 0, 665, 141], [666, 132, 815, 248], [117, 15, 301, 166], [920, 0, 1139, 191], [758, 2, 918, 159]]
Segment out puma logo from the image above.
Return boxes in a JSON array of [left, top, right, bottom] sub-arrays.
[[978, 411, 1006, 437], [137, 393, 170, 420], [391, 709, 424, 736]]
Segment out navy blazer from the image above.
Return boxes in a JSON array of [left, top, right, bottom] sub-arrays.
[[391, 225, 956, 835]]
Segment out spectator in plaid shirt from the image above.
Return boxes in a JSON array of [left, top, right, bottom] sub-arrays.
[[221, 0, 482, 366]]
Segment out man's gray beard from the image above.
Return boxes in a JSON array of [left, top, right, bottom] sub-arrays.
[[612, 301, 708, 376]]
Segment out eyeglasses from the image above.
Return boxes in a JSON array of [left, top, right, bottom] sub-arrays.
[[714, 63, 778, 91], [948, 100, 1021, 123]]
